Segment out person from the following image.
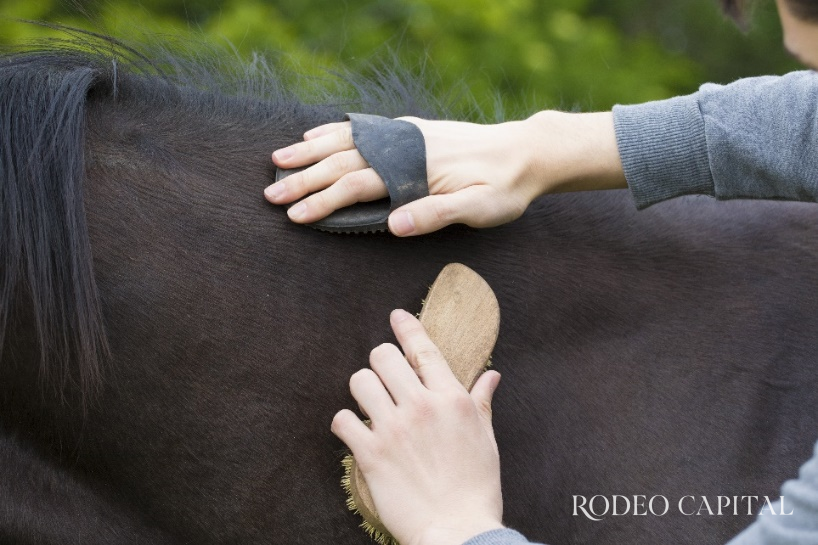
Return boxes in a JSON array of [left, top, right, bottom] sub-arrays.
[[267, 0, 818, 544]]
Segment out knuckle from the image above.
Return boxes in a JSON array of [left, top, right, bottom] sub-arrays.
[[451, 391, 476, 416], [413, 346, 443, 368], [295, 169, 312, 192], [354, 450, 375, 472], [339, 170, 368, 196], [329, 151, 349, 173], [302, 138, 316, 157], [388, 421, 412, 445], [397, 319, 425, 338], [337, 127, 354, 149], [433, 201, 455, 225], [400, 387, 423, 406], [361, 439, 388, 469], [504, 203, 526, 224], [480, 398, 494, 418], [310, 191, 332, 214], [483, 195, 526, 226], [409, 397, 436, 423]]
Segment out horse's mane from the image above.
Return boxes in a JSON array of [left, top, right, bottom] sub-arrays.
[[0, 25, 445, 407]]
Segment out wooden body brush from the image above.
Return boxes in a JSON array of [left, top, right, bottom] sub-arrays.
[[341, 262, 501, 545]]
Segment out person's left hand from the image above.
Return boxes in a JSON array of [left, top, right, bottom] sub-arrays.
[[267, 117, 542, 236], [331, 309, 504, 545]]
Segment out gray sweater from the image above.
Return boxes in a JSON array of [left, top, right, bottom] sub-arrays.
[[463, 71, 818, 545]]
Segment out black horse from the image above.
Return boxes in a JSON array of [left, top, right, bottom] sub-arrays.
[[1, 33, 817, 545]]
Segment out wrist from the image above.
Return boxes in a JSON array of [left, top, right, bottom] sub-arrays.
[[412, 519, 505, 545], [523, 109, 627, 197]]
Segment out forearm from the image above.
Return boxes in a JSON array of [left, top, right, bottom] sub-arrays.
[[522, 110, 628, 197], [521, 71, 818, 211]]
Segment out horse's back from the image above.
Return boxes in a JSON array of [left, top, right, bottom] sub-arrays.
[[2, 45, 817, 545], [87, 158, 818, 544], [491, 194, 818, 544]]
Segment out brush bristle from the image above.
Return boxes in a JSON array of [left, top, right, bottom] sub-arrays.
[[341, 453, 400, 545], [341, 454, 356, 511]]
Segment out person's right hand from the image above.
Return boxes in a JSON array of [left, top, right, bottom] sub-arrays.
[[268, 111, 626, 236], [331, 309, 504, 545]]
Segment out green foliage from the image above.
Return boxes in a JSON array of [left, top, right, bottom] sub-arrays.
[[0, 0, 801, 119]]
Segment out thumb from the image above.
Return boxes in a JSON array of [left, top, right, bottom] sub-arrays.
[[388, 193, 461, 236], [389, 185, 511, 236], [470, 370, 501, 427]]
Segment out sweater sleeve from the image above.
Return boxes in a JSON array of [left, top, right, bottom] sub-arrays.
[[460, 440, 818, 545], [612, 71, 818, 209], [461, 528, 546, 545], [725, 440, 818, 545]]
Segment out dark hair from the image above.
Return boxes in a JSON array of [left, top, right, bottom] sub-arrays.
[[0, 50, 108, 407], [721, 0, 818, 25], [720, 0, 752, 24], [786, 0, 818, 20]]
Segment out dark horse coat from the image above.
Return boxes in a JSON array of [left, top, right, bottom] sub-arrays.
[[1, 37, 817, 545]]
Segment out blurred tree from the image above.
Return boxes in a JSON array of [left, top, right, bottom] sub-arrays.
[[0, 0, 802, 119], [588, 0, 800, 84]]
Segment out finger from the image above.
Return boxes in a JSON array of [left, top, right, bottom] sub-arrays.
[[389, 309, 459, 391], [331, 408, 373, 451], [349, 367, 395, 422], [265, 149, 371, 204], [388, 186, 507, 237], [287, 168, 387, 223], [369, 341, 423, 405], [470, 370, 501, 427], [271, 124, 355, 168], [304, 121, 350, 140]]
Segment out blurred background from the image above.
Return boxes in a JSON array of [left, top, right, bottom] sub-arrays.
[[0, 0, 802, 118]]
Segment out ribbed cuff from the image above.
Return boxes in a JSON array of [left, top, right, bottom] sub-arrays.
[[462, 528, 539, 545], [613, 95, 715, 209]]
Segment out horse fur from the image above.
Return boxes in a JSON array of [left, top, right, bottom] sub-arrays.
[[1, 30, 817, 545]]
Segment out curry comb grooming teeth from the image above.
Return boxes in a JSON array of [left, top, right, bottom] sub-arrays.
[[341, 262, 501, 545]]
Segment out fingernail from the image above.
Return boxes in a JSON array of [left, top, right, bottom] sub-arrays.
[[392, 309, 411, 323], [389, 210, 415, 236], [273, 147, 294, 162], [265, 182, 286, 201], [289, 202, 306, 220], [304, 128, 320, 139]]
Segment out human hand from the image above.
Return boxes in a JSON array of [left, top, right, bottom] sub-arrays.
[[331, 309, 504, 545], [267, 117, 543, 236]]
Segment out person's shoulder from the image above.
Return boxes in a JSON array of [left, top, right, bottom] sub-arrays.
[[700, 70, 817, 92]]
